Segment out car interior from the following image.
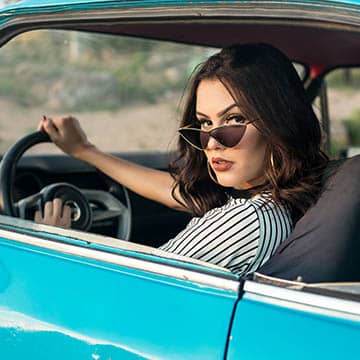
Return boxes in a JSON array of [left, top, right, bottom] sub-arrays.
[[258, 155, 360, 283], [0, 16, 359, 284]]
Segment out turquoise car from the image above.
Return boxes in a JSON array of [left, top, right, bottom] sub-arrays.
[[0, 0, 359, 358]]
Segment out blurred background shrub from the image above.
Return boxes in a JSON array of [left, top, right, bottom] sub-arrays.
[[343, 111, 360, 146]]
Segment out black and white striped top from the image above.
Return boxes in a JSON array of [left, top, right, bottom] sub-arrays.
[[159, 193, 293, 275]]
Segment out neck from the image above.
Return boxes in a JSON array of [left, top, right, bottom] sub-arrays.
[[236, 176, 265, 190]]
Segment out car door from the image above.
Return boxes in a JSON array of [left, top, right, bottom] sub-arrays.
[[227, 276, 360, 359], [0, 217, 240, 359]]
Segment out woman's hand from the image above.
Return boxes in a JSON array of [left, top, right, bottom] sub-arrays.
[[34, 198, 72, 228], [39, 115, 94, 158]]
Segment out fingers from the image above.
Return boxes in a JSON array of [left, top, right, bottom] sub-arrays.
[[37, 115, 47, 131], [34, 198, 72, 229], [34, 210, 43, 222], [42, 116, 60, 142], [52, 198, 63, 219], [62, 205, 72, 228], [43, 200, 54, 219]]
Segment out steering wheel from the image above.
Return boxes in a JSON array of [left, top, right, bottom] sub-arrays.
[[0, 131, 131, 240]]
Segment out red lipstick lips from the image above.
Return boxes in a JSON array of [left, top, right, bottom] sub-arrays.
[[211, 157, 234, 171]]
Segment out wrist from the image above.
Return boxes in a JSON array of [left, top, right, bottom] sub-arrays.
[[72, 142, 97, 160]]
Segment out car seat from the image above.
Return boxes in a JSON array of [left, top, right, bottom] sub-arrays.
[[257, 155, 360, 283]]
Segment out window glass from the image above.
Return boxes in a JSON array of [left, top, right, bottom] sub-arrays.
[[326, 68, 360, 157], [0, 30, 308, 155], [0, 30, 215, 154]]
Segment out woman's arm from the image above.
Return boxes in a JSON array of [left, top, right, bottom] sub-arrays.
[[40, 115, 186, 211]]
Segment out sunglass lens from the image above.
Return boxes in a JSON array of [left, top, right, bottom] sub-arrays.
[[179, 125, 247, 150], [212, 126, 246, 147], [179, 128, 203, 149], [199, 132, 210, 149]]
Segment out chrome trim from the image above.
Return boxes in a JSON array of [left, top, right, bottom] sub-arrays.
[[0, 217, 239, 292], [0, 215, 225, 270], [244, 280, 360, 321], [0, 2, 359, 34], [3, 2, 360, 22]]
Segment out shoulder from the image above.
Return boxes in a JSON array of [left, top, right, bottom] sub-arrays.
[[191, 195, 256, 222], [248, 193, 293, 226], [219, 192, 281, 215], [220, 192, 293, 232], [187, 192, 275, 226]]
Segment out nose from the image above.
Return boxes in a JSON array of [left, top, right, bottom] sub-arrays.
[[206, 135, 223, 150]]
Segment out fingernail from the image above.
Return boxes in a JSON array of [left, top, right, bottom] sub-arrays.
[[42, 115, 47, 121]]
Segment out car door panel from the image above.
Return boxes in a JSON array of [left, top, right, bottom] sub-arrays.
[[227, 280, 360, 359], [0, 222, 239, 359]]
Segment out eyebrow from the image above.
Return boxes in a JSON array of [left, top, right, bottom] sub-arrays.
[[196, 103, 238, 118]]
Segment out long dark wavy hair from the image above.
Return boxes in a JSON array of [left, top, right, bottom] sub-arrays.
[[170, 43, 328, 222]]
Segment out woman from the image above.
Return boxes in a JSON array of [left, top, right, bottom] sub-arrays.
[[35, 43, 328, 275]]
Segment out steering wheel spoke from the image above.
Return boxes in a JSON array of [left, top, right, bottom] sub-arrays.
[[15, 192, 42, 219], [82, 189, 131, 240]]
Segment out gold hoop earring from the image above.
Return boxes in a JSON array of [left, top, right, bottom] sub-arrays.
[[270, 151, 275, 170], [207, 162, 219, 184]]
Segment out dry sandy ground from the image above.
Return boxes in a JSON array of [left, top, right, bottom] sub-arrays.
[[0, 99, 180, 154], [0, 88, 359, 155]]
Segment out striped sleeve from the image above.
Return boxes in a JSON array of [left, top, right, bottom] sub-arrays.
[[245, 197, 292, 274], [159, 195, 293, 276], [159, 198, 261, 272]]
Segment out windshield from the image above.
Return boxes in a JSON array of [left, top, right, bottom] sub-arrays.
[[0, 29, 307, 155], [0, 30, 217, 154]]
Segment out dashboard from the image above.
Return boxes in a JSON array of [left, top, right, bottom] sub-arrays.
[[3, 152, 190, 247]]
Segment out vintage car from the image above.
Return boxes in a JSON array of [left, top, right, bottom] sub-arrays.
[[0, 0, 359, 358]]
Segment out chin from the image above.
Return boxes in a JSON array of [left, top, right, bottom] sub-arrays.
[[216, 174, 245, 189]]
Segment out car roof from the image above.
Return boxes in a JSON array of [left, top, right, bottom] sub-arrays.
[[1, 0, 359, 76]]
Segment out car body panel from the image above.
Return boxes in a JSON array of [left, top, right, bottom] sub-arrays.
[[1, 0, 359, 9], [0, 219, 239, 359], [1, 0, 360, 23], [228, 281, 360, 359]]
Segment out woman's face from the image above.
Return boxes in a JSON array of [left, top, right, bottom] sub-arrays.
[[196, 79, 267, 189]]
